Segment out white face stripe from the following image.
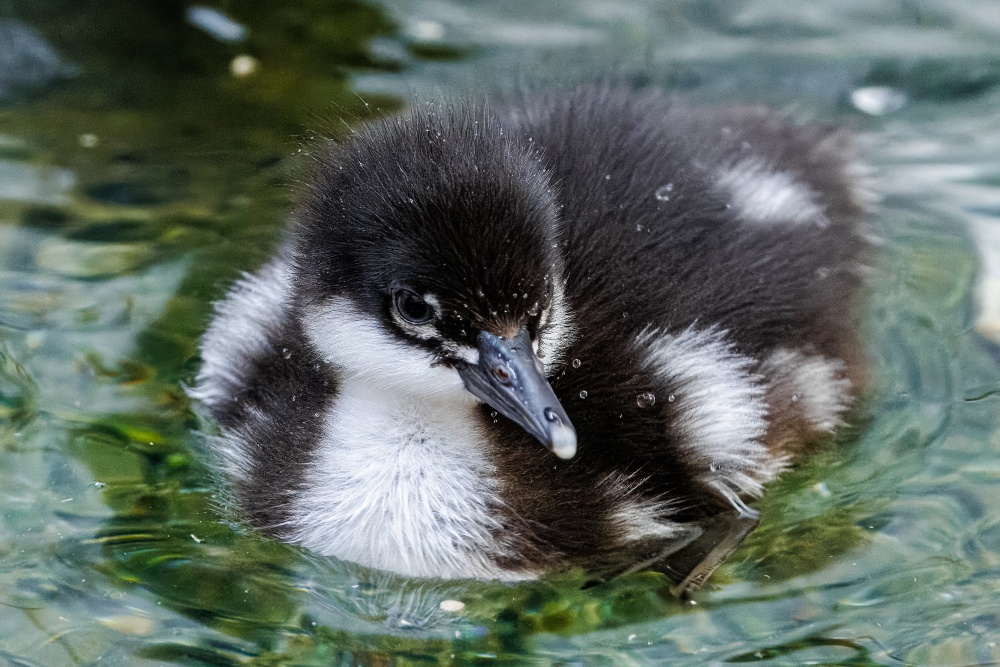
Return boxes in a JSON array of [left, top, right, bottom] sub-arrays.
[[421, 292, 441, 311], [636, 326, 781, 504], [303, 296, 470, 401], [716, 157, 829, 227], [389, 312, 437, 340], [387, 286, 568, 369], [434, 334, 480, 364], [761, 347, 853, 432]]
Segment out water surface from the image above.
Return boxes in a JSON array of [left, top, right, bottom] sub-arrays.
[[1, 1, 1000, 664]]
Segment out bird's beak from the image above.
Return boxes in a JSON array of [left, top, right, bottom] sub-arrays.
[[457, 329, 577, 459]]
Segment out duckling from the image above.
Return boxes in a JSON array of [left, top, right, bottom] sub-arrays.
[[192, 85, 867, 593]]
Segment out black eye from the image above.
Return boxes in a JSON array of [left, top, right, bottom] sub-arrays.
[[393, 289, 434, 324]]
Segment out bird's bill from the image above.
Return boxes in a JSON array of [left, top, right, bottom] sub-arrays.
[[457, 329, 577, 459]]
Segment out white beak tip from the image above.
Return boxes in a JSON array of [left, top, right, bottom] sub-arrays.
[[549, 426, 577, 460]]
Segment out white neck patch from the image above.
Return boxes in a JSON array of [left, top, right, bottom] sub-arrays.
[[287, 377, 525, 580], [295, 297, 528, 580]]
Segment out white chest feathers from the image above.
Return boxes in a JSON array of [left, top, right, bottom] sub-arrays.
[[287, 382, 525, 580]]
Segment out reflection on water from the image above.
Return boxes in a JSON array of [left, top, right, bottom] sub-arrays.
[[1, 0, 999, 664]]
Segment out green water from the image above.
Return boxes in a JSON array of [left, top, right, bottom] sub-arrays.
[[2, 1, 999, 664]]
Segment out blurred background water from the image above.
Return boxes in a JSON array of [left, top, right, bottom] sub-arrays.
[[1, 1, 999, 665]]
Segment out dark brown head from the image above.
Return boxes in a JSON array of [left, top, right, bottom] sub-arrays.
[[291, 104, 577, 457]]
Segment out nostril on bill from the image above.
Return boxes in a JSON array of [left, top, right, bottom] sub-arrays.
[[543, 407, 560, 424]]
